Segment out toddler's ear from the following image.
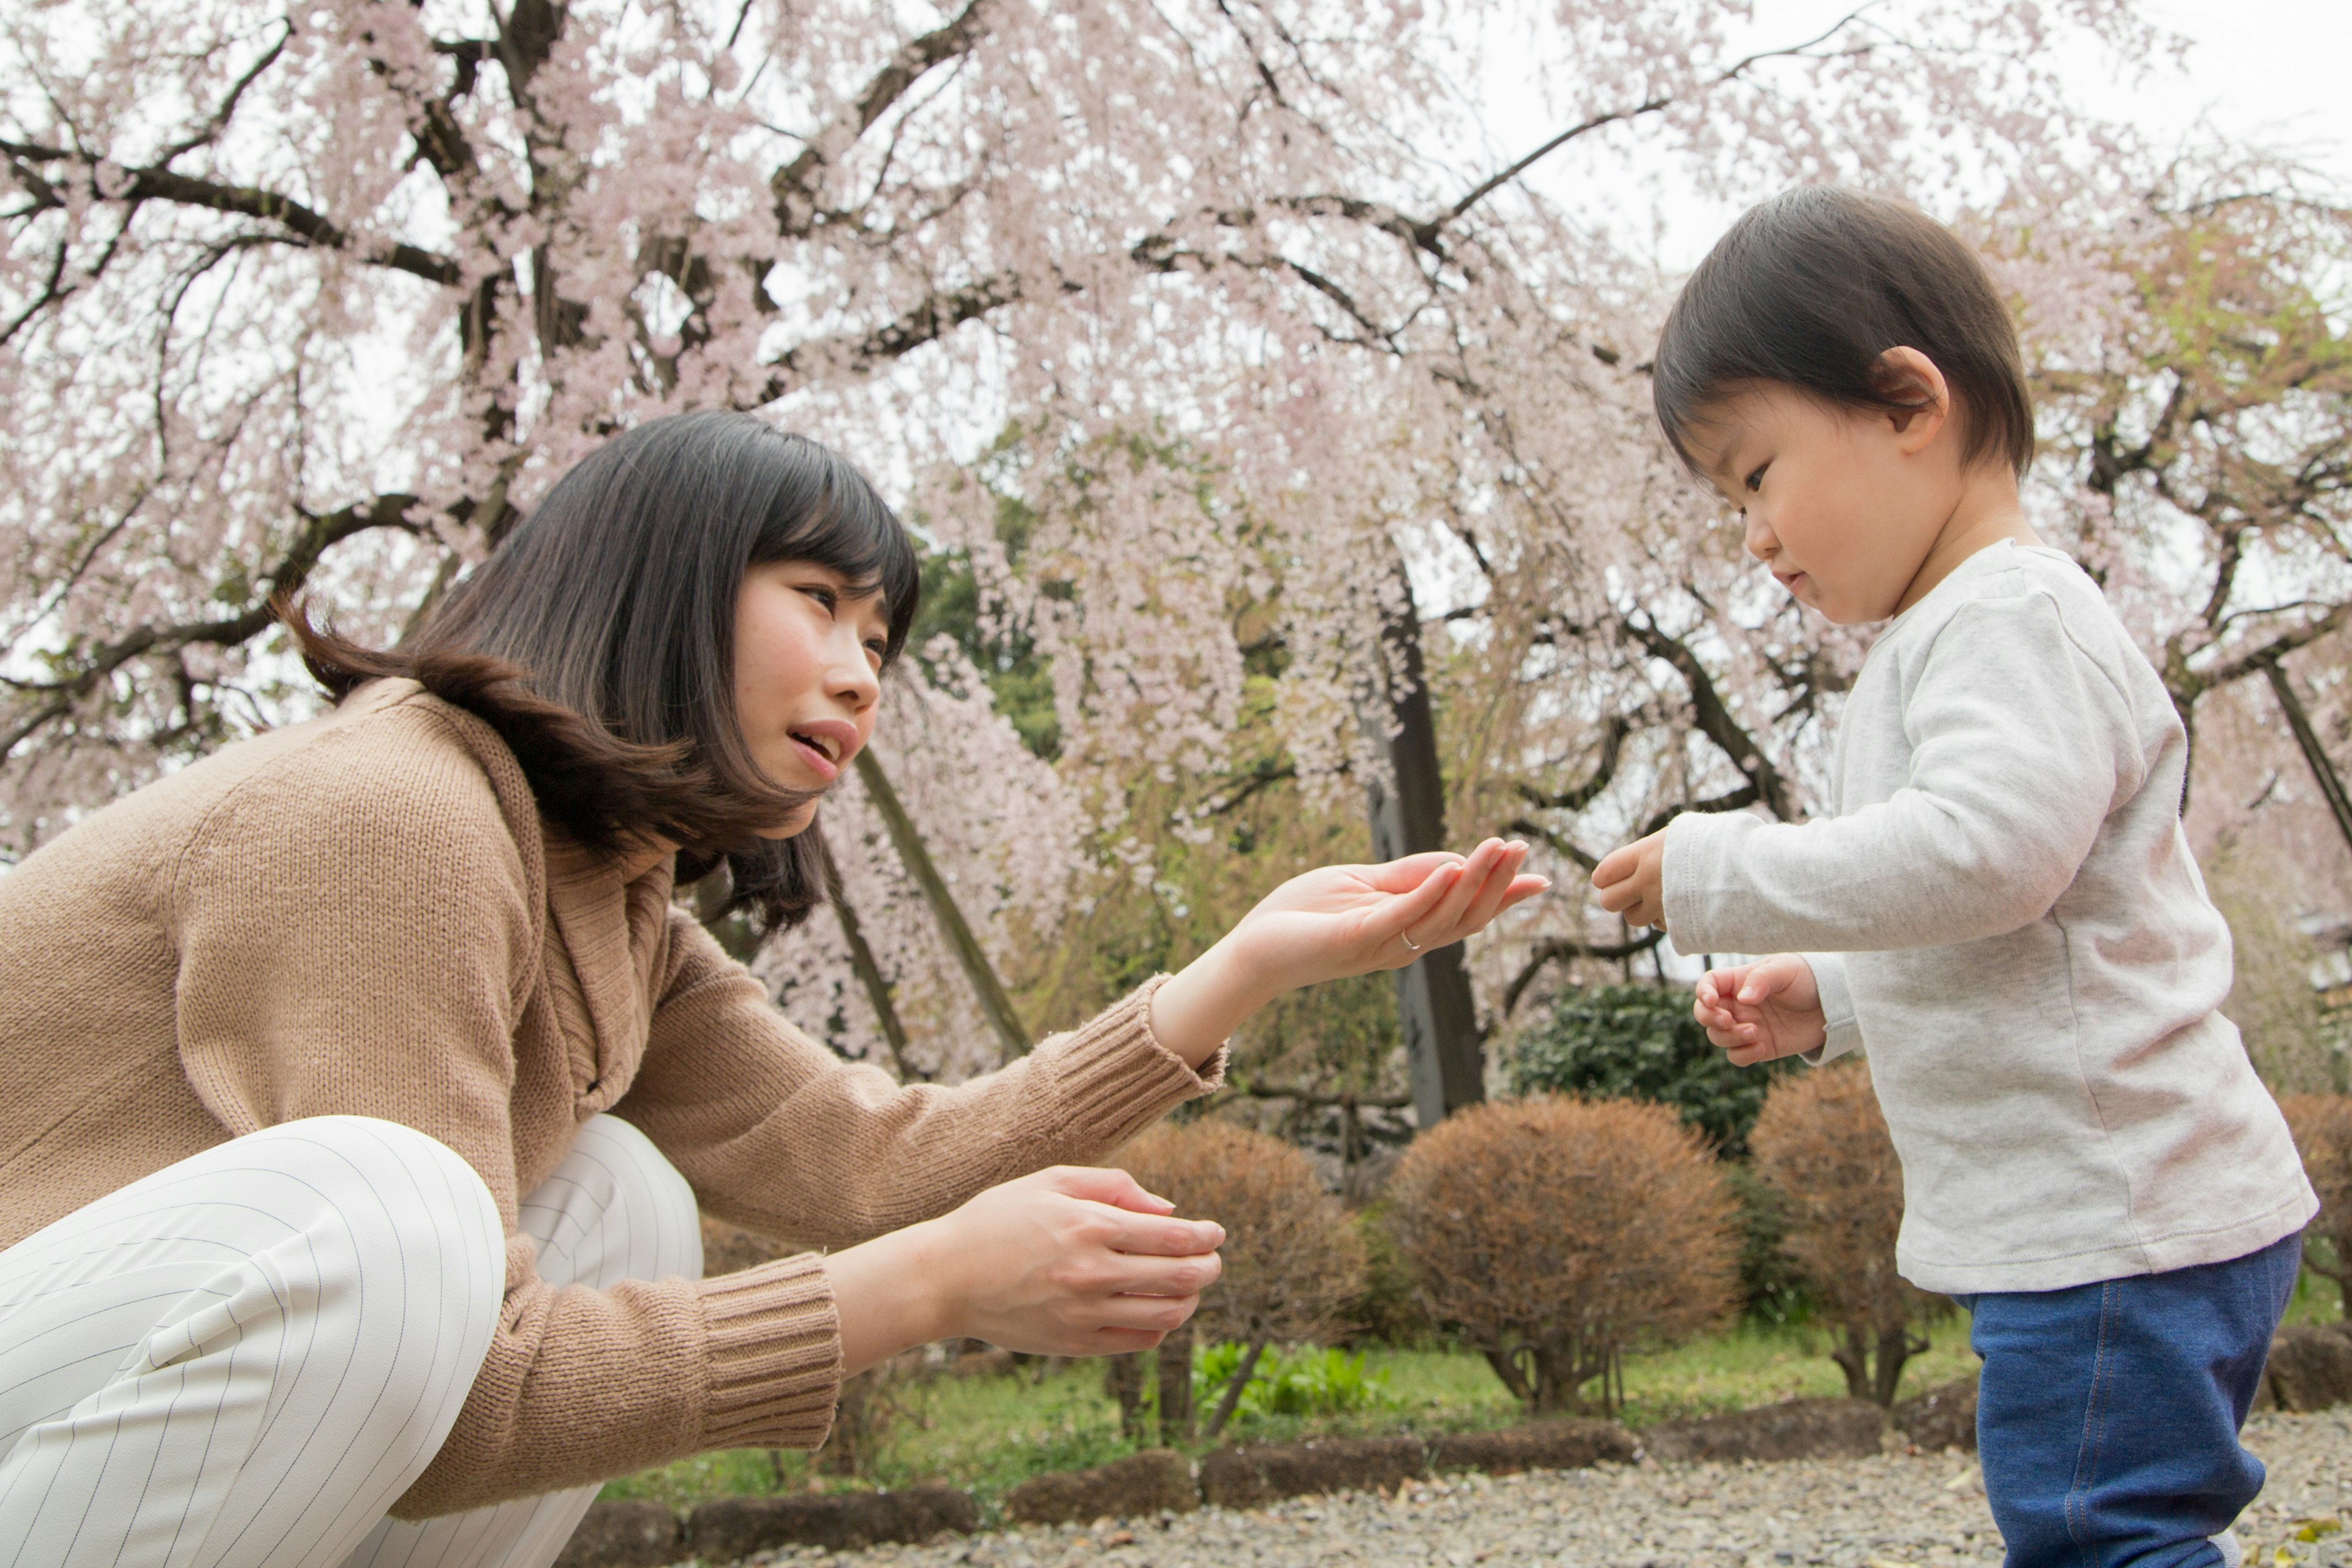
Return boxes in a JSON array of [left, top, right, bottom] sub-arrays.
[[1874, 347, 1951, 451]]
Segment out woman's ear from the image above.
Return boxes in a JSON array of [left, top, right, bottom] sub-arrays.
[[1874, 346, 1950, 454]]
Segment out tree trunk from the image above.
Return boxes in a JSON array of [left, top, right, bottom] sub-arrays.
[[1828, 1324, 1871, 1401], [2263, 657, 2352, 863], [1104, 1352, 1148, 1441], [854, 747, 1032, 1060], [1362, 566, 1484, 1129], [1204, 1337, 1269, 1439], [1482, 1347, 1536, 1409], [1156, 1320, 1195, 1443], [1871, 1325, 1924, 1408]]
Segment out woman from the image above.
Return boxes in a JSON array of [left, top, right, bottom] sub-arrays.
[[0, 412, 1542, 1568]]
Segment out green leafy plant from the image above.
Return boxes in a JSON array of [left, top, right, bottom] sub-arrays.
[[1511, 983, 1796, 1156], [1191, 1344, 1389, 1421]]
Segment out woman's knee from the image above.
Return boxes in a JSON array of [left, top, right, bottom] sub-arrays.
[[523, 1115, 702, 1287], [228, 1116, 507, 1335]]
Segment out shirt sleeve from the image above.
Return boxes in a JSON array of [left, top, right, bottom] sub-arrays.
[[617, 911, 1227, 1251], [1801, 951, 1863, 1065], [1661, 591, 2145, 956]]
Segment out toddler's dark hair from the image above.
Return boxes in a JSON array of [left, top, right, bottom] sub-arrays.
[[1653, 187, 2034, 478]]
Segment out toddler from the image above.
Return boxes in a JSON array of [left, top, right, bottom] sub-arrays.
[[1591, 187, 2315, 1568]]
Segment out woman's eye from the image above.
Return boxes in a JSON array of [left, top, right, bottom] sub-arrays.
[[801, 586, 837, 612], [1743, 463, 1768, 493], [864, 638, 888, 659]]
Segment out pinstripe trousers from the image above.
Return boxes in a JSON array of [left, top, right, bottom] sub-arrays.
[[0, 1114, 705, 1568]]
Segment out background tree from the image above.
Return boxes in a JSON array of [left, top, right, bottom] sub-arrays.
[[0, 0, 2171, 1112], [1749, 1061, 1948, 1406], [1385, 1096, 1736, 1415], [1117, 1120, 1366, 1439]]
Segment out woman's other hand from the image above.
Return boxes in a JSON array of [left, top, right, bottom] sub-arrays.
[[1694, 953, 1825, 1066], [823, 1166, 1224, 1374], [1147, 839, 1549, 1067]]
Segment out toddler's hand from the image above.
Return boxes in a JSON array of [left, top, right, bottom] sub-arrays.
[[1590, 829, 1667, 929], [1695, 954, 1825, 1066]]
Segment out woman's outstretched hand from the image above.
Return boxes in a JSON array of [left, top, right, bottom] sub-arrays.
[[823, 1166, 1225, 1374], [1147, 838, 1549, 1067]]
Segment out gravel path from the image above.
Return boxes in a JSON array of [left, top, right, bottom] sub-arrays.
[[722, 1410, 2352, 1568]]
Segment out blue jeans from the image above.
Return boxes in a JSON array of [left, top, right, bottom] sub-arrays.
[[1955, 1232, 2302, 1568]]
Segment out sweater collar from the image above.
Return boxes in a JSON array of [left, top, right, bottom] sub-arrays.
[[541, 826, 677, 1110]]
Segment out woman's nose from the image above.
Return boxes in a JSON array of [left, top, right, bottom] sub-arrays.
[[831, 633, 881, 709]]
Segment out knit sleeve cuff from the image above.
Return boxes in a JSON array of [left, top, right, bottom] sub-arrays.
[[698, 1251, 843, 1452], [1039, 974, 1226, 1151]]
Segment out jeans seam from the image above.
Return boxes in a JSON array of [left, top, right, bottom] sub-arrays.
[[2065, 1280, 2116, 1561]]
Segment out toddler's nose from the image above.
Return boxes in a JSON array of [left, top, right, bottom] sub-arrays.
[[1742, 510, 1777, 561]]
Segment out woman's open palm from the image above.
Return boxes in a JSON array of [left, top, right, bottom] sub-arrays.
[[1231, 839, 1547, 990]]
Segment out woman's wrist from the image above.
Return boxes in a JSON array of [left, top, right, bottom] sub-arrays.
[[823, 1219, 956, 1376], [1148, 937, 1276, 1069]]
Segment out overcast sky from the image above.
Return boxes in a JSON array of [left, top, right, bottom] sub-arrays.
[[1482, 0, 2352, 273]]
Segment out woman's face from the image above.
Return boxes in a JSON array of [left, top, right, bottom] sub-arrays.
[[734, 559, 890, 839]]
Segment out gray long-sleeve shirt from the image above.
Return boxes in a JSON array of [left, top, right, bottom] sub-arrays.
[[1662, 541, 2313, 1294]]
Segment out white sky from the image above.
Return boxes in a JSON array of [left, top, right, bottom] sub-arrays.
[[1481, 0, 2352, 273]]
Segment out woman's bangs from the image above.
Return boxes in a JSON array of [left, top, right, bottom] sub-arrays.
[[759, 448, 922, 659]]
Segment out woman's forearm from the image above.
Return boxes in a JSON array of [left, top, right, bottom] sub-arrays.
[[823, 1223, 951, 1376], [1147, 936, 1274, 1071]]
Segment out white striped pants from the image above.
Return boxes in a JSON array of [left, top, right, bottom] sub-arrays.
[[0, 1114, 704, 1568]]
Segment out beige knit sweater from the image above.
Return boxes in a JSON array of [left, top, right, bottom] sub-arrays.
[[0, 679, 1222, 1518]]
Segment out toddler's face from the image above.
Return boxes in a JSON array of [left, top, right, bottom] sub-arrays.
[[1686, 382, 1960, 625]]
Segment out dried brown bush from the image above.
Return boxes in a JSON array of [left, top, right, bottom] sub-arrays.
[[1117, 1118, 1367, 1436], [1384, 1096, 1738, 1415], [1750, 1060, 1947, 1405], [2280, 1093, 2352, 1319]]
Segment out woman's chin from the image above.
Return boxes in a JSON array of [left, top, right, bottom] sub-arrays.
[[755, 807, 820, 841]]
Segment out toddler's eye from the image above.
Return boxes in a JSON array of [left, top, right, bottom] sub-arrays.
[[1743, 463, 1769, 492]]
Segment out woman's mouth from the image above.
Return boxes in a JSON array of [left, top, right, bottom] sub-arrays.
[[787, 728, 850, 781]]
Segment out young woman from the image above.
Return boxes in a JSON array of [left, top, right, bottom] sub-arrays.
[[0, 411, 1542, 1568]]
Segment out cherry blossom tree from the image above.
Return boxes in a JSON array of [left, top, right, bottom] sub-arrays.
[[3, 0, 2177, 1090]]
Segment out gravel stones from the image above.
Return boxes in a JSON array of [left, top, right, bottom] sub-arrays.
[[703, 1410, 2350, 1568]]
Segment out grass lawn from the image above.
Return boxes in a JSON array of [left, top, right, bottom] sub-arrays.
[[600, 1308, 1980, 1512], [599, 1267, 2346, 1515]]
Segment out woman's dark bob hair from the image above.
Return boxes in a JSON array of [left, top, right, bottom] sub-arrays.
[[284, 411, 921, 933], [1653, 186, 2035, 479]]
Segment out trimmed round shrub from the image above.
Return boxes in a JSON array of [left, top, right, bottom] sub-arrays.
[[1749, 1060, 1947, 1404], [1384, 1096, 1738, 1414], [1118, 1119, 1367, 1434]]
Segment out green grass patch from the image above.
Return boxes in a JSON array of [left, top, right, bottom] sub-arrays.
[[597, 1310, 1993, 1512]]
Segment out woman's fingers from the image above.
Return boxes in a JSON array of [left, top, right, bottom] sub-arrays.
[[1049, 1164, 1179, 1215], [1362, 851, 1468, 893], [1400, 839, 1503, 940]]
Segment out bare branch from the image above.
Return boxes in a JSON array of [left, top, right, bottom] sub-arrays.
[[770, 0, 992, 225], [0, 493, 419, 764]]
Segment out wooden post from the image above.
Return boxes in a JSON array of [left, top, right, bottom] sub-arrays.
[[854, 747, 1033, 1060]]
